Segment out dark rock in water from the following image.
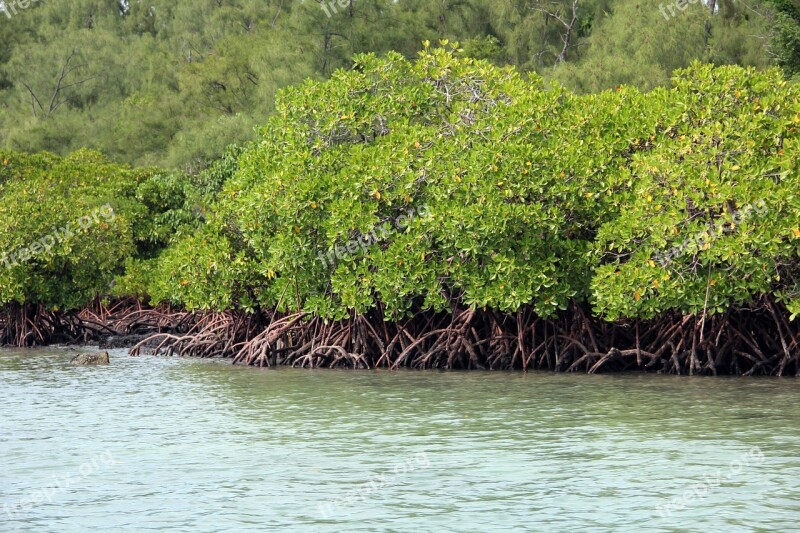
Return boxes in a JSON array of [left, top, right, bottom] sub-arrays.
[[70, 352, 110, 366], [99, 334, 151, 349]]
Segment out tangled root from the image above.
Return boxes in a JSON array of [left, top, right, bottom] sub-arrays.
[[2, 297, 798, 375]]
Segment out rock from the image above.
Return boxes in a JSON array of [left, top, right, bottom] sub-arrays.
[[70, 352, 110, 366]]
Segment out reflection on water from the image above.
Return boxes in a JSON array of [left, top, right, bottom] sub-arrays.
[[1, 347, 799, 532]]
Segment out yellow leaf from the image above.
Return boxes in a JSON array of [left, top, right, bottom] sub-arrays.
[[731, 165, 741, 171], [792, 228, 800, 238], [648, 260, 655, 268], [710, 278, 717, 286], [634, 291, 641, 301]]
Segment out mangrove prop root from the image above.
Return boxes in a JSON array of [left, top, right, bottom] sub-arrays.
[[1, 297, 799, 375]]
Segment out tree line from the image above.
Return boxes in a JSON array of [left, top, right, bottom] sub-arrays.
[[0, 0, 797, 171]]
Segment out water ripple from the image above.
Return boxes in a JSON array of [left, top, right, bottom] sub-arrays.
[[1, 348, 799, 532]]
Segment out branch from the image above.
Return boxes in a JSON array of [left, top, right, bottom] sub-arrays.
[[271, 0, 284, 28], [556, 0, 580, 64], [48, 50, 77, 116], [21, 82, 44, 117], [531, 0, 580, 65]]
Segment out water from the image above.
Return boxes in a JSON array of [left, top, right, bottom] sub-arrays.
[[1, 347, 800, 532]]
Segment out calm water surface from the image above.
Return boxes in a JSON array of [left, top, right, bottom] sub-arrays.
[[1, 347, 800, 532]]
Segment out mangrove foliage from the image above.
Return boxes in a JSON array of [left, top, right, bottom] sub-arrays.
[[1, 47, 799, 375]]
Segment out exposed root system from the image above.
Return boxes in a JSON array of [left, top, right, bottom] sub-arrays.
[[3, 298, 799, 375]]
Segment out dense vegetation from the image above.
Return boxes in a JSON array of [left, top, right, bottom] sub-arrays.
[[0, 0, 798, 170], [1, 47, 798, 374], [0, 148, 215, 344]]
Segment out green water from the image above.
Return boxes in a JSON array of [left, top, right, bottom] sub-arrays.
[[1, 348, 799, 532]]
